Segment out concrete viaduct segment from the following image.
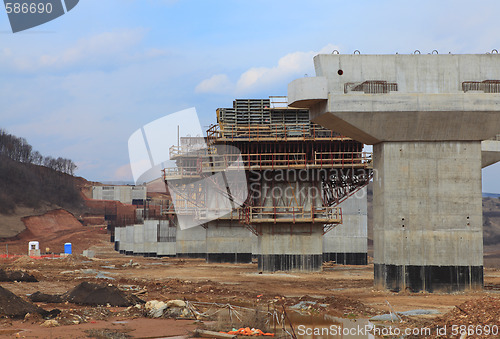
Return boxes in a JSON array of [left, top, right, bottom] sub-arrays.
[[289, 54, 500, 292]]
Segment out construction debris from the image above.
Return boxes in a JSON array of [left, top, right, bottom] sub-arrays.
[[219, 328, 275, 336], [40, 319, 59, 327], [145, 300, 167, 318], [195, 329, 237, 339], [145, 299, 191, 318]]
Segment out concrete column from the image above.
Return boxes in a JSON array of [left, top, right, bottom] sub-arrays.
[[118, 226, 126, 254], [175, 225, 207, 258], [133, 224, 145, 256], [206, 220, 253, 263], [157, 220, 176, 257], [123, 225, 134, 255], [251, 174, 327, 271], [143, 220, 158, 257], [258, 224, 323, 272], [252, 229, 259, 259], [323, 187, 368, 265], [373, 141, 483, 292]]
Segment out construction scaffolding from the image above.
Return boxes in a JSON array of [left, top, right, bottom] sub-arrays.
[[163, 97, 372, 236]]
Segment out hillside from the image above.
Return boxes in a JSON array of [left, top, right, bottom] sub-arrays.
[[483, 197, 500, 245], [0, 155, 84, 238]]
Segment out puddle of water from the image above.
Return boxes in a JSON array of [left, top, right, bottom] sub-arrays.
[[285, 311, 378, 339], [94, 271, 118, 280], [95, 272, 115, 280]]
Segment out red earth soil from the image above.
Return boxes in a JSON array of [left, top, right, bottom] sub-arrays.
[[0, 209, 107, 256]]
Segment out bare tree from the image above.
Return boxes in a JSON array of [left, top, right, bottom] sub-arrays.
[[0, 128, 77, 176]]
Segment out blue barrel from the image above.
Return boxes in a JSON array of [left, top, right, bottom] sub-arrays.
[[64, 243, 72, 255]]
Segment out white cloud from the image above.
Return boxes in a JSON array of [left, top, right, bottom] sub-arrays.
[[114, 163, 133, 182], [195, 74, 233, 94], [39, 29, 146, 67], [195, 43, 338, 95], [0, 28, 167, 73]]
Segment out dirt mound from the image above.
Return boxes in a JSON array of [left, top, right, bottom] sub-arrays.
[[0, 285, 45, 319], [14, 255, 35, 265], [63, 282, 144, 307], [0, 268, 37, 282], [28, 291, 63, 303], [60, 254, 90, 263]]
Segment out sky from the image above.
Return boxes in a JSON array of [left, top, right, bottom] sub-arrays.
[[0, 0, 499, 192]]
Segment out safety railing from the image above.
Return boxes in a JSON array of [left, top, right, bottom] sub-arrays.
[[164, 151, 373, 182], [169, 145, 217, 159], [162, 202, 240, 220], [200, 153, 308, 172], [198, 152, 372, 172], [269, 96, 288, 108], [194, 208, 239, 220], [206, 122, 344, 144], [462, 80, 500, 93], [243, 205, 342, 224], [314, 151, 372, 168], [162, 167, 200, 180], [199, 155, 246, 172], [164, 151, 373, 179]]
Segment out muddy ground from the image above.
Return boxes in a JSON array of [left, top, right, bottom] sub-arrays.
[[0, 233, 499, 338]]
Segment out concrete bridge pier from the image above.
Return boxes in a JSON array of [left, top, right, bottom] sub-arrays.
[[175, 225, 207, 258], [206, 220, 253, 263], [373, 141, 483, 292], [257, 224, 323, 272], [289, 53, 500, 292]]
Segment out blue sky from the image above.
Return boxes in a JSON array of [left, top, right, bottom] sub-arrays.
[[1, 0, 500, 192]]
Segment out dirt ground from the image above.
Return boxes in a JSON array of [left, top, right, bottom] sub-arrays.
[[0, 208, 499, 338], [0, 231, 499, 338]]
